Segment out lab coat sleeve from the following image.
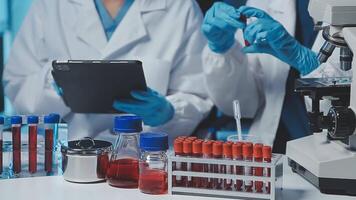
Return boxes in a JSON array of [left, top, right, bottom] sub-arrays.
[[202, 35, 262, 118], [145, 1, 213, 139], [3, 0, 70, 116]]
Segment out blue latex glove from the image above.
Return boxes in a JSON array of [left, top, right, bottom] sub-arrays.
[[202, 2, 246, 53], [113, 88, 175, 127], [52, 82, 63, 96], [238, 6, 320, 75]]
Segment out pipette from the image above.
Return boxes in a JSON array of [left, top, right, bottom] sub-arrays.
[[233, 100, 243, 141]]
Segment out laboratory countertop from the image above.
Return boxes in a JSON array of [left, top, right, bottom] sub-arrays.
[[0, 156, 355, 200]]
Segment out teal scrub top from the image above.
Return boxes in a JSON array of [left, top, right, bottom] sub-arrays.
[[94, 0, 134, 40]]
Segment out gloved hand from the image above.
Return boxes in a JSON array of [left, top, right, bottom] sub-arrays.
[[238, 6, 320, 75], [113, 88, 175, 127], [202, 2, 246, 53]]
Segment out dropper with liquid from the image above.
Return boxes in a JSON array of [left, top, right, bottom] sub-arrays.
[[233, 100, 243, 141]]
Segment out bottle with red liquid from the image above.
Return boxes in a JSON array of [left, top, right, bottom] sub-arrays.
[[242, 142, 253, 192], [232, 142, 244, 191], [173, 139, 183, 187], [11, 116, 22, 175], [107, 116, 142, 188], [263, 146, 272, 194], [27, 116, 39, 174], [202, 141, 212, 189], [192, 140, 203, 188], [139, 132, 169, 195], [222, 142, 233, 190], [182, 140, 193, 187], [44, 115, 56, 174], [0, 116, 4, 176], [212, 141, 223, 189], [253, 144, 264, 193]]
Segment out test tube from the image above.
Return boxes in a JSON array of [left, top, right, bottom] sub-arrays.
[[263, 146, 272, 194], [253, 144, 263, 193], [11, 116, 22, 175], [222, 143, 233, 190], [232, 142, 244, 191], [182, 140, 193, 187], [202, 141, 212, 189], [28, 116, 39, 174], [173, 139, 183, 187], [44, 115, 55, 174], [233, 100, 243, 141], [242, 142, 253, 192], [240, 15, 250, 46], [0, 117, 4, 175], [192, 140, 203, 188], [212, 141, 223, 189]]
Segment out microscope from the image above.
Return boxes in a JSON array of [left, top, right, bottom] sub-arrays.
[[286, 0, 356, 196]]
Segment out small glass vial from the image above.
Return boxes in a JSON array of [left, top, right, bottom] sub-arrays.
[[44, 115, 56, 174], [28, 116, 39, 174], [0, 116, 4, 176], [139, 132, 169, 195], [11, 116, 22, 175], [107, 116, 142, 188]]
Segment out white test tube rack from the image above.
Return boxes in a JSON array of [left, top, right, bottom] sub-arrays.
[[168, 153, 283, 200]]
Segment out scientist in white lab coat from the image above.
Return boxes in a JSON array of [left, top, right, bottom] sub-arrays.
[[202, 1, 350, 153], [3, 0, 213, 141]]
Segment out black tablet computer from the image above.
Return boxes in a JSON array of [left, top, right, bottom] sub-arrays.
[[52, 60, 147, 113]]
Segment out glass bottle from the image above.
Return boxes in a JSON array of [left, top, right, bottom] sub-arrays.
[[139, 132, 169, 195], [107, 116, 142, 188]]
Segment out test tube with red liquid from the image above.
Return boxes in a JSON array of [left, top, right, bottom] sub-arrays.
[[222, 143, 233, 190], [242, 142, 253, 192], [202, 141, 213, 189], [212, 141, 223, 189], [11, 116, 22, 175], [263, 146, 272, 194], [232, 142, 244, 191], [0, 117, 4, 175], [254, 144, 264, 193], [173, 139, 184, 187], [182, 140, 193, 187], [44, 115, 55, 174], [192, 140, 203, 188], [28, 116, 39, 174]]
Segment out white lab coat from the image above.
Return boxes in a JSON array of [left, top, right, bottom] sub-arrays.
[[4, 0, 213, 142], [202, 0, 352, 145]]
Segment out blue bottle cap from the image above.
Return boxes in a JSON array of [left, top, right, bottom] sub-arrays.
[[140, 132, 169, 151], [11, 116, 22, 124], [44, 115, 56, 124], [49, 113, 60, 123], [27, 115, 39, 124], [114, 116, 142, 133], [0, 116, 4, 124]]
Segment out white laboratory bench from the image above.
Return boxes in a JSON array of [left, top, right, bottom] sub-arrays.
[[0, 156, 355, 200]]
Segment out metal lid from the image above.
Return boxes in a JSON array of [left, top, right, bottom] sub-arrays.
[[61, 137, 112, 155]]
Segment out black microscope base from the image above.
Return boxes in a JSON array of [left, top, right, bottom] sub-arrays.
[[288, 158, 356, 196]]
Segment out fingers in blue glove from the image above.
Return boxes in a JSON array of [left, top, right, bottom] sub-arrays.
[[237, 6, 272, 20]]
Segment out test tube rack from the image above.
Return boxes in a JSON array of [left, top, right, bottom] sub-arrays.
[[168, 153, 283, 200]]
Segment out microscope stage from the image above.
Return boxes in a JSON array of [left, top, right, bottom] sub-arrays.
[[286, 133, 356, 196]]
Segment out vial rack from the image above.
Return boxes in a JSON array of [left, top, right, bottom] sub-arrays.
[[168, 153, 283, 200]]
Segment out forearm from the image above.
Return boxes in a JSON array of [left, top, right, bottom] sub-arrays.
[[203, 43, 261, 117]]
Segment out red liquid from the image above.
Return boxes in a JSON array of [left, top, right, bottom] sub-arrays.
[[192, 153, 203, 188], [181, 153, 190, 187], [234, 157, 244, 191], [0, 139, 2, 174], [212, 155, 222, 190], [244, 156, 253, 192], [254, 157, 263, 193], [12, 126, 21, 174], [201, 160, 212, 189], [139, 163, 167, 194], [240, 15, 251, 47], [222, 164, 233, 190], [107, 158, 139, 188], [97, 153, 109, 179], [29, 125, 37, 174], [45, 129, 54, 173], [172, 153, 183, 187]]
